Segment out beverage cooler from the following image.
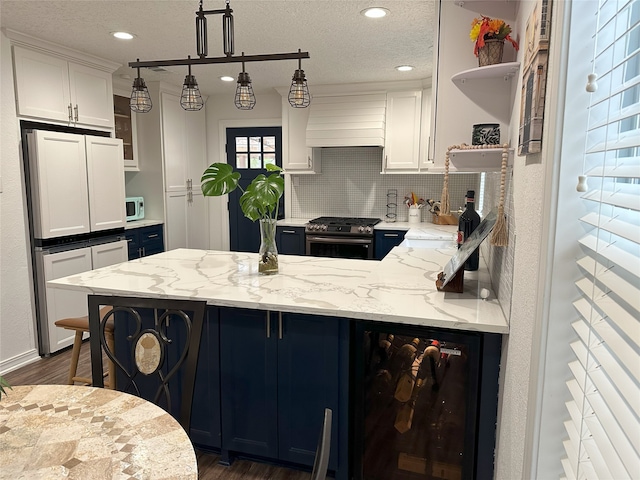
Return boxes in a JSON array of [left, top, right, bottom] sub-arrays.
[[352, 322, 501, 480]]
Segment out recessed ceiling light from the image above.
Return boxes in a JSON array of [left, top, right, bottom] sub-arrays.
[[220, 76, 235, 82], [112, 31, 134, 40], [361, 7, 389, 18], [396, 65, 414, 72]]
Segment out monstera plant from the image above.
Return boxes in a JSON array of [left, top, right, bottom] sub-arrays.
[[201, 163, 284, 274]]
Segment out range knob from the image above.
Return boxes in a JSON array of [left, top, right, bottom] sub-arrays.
[[321, 224, 328, 231], [365, 226, 372, 233], [358, 226, 365, 233]]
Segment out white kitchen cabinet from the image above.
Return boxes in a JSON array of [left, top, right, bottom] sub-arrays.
[[28, 131, 90, 238], [12, 45, 115, 129], [42, 240, 127, 353], [161, 92, 207, 191], [85, 136, 126, 232], [42, 246, 93, 353], [383, 90, 422, 171], [28, 131, 126, 239], [91, 240, 128, 270], [165, 190, 209, 251], [282, 99, 320, 173]]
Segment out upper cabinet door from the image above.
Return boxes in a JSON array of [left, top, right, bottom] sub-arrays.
[[384, 91, 422, 171], [85, 136, 126, 232], [68, 62, 114, 129], [28, 131, 90, 239], [13, 46, 71, 123]]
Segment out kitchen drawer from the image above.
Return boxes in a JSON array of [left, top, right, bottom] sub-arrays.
[[276, 226, 305, 256], [374, 229, 406, 260]]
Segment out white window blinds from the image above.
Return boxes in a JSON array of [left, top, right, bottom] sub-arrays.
[[562, 0, 640, 479]]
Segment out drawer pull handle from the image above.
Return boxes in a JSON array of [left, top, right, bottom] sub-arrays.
[[147, 234, 159, 238], [282, 230, 296, 234], [384, 233, 399, 237]]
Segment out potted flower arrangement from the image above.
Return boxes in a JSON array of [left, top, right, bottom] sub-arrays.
[[470, 16, 519, 66], [201, 163, 284, 274]]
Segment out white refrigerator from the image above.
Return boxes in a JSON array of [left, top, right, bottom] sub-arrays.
[[26, 129, 127, 355]]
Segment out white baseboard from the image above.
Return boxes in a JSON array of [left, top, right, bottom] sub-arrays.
[[0, 349, 41, 375]]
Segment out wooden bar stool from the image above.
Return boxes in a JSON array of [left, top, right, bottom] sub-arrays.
[[54, 306, 116, 389]]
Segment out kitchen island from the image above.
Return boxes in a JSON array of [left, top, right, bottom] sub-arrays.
[[48, 246, 507, 333], [48, 247, 506, 480]]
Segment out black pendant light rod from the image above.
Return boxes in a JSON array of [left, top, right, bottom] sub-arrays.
[[129, 51, 309, 69]]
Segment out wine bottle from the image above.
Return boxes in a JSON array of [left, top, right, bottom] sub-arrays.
[[457, 190, 481, 271], [388, 337, 420, 383]]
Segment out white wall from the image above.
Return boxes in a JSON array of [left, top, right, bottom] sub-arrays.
[[204, 91, 282, 251], [0, 30, 39, 373]]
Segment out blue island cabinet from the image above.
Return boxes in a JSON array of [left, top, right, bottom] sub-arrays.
[[189, 307, 221, 449], [219, 307, 349, 479]]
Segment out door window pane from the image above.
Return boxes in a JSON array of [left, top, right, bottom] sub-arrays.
[[236, 137, 248, 153], [249, 136, 262, 152], [236, 154, 248, 169], [263, 136, 276, 152], [264, 153, 276, 166], [250, 154, 262, 169]]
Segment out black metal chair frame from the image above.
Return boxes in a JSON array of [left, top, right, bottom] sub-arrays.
[[88, 295, 206, 432]]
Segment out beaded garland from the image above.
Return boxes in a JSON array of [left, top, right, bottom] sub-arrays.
[[440, 143, 509, 247]]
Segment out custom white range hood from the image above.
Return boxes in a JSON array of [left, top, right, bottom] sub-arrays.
[[305, 94, 386, 147]]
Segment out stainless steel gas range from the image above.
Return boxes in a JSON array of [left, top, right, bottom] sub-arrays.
[[305, 216, 382, 259]]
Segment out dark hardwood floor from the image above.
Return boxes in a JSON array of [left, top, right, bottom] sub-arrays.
[[2, 342, 313, 479]]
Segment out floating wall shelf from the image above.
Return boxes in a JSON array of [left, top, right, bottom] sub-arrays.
[[453, 0, 517, 19], [450, 62, 520, 124], [448, 147, 514, 172]]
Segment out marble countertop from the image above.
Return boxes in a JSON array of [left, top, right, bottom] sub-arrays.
[[0, 384, 197, 479], [48, 247, 508, 334], [125, 218, 164, 230]]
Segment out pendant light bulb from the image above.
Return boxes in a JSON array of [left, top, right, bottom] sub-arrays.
[[130, 62, 152, 113], [234, 58, 256, 110], [180, 59, 204, 111]]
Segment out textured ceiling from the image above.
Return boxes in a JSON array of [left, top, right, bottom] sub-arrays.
[[0, 0, 436, 96]]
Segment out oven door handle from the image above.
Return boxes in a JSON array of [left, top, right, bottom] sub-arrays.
[[306, 236, 372, 245]]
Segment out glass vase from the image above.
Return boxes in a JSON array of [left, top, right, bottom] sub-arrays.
[[258, 218, 279, 275]]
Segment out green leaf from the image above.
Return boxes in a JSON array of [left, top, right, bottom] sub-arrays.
[[0, 375, 11, 400], [239, 173, 284, 221], [201, 163, 242, 197], [265, 164, 282, 173]]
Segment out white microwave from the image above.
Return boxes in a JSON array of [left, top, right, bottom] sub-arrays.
[[125, 196, 144, 221]]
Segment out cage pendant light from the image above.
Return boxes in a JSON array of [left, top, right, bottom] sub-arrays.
[[130, 62, 152, 113], [288, 51, 311, 108], [129, 1, 310, 114], [181, 59, 204, 111], [235, 56, 256, 110]]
